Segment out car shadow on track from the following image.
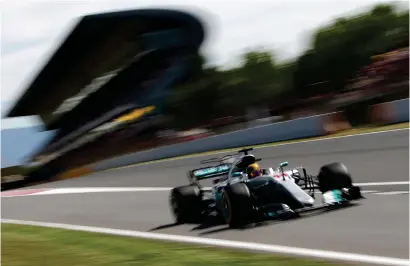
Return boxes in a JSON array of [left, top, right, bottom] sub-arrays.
[[149, 203, 360, 235], [199, 203, 360, 235], [149, 222, 181, 231], [148, 215, 224, 232]]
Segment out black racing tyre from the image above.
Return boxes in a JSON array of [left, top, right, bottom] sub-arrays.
[[170, 185, 203, 223], [317, 162, 353, 193], [221, 182, 253, 228]]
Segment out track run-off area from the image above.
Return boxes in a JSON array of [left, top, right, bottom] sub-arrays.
[[2, 128, 409, 265]]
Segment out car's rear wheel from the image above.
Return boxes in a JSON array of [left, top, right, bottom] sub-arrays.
[[221, 182, 253, 228], [170, 185, 203, 223]]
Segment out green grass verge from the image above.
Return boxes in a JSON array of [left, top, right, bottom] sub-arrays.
[[2, 223, 350, 266], [109, 122, 409, 171]]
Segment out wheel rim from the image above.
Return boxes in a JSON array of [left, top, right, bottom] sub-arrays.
[[221, 193, 231, 224]]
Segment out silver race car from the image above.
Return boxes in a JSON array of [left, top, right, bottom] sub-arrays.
[[170, 148, 363, 228]]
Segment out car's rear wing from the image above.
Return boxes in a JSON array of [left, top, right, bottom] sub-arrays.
[[188, 164, 230, 182]]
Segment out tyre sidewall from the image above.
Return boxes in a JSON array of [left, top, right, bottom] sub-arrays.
[[170, 185, 202, 223], [318, 162, 353, 193], [221, 182, 252, 228]]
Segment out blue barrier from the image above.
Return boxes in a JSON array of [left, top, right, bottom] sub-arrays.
[[390, 98, 409, 123], [93, 114, 326, 171], [92, 98, 409, 171]]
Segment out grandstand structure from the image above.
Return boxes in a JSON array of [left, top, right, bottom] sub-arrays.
[[5, 9, 206, 186]]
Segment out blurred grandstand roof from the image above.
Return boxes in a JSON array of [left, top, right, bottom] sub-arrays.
[[6, 8, 205, 123], [5, 8, 206, 163]]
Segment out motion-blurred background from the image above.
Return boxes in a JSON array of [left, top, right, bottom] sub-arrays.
[[1, 1, 409, 189]]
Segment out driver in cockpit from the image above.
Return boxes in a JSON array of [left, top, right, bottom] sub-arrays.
[[246, 163, 262, 179]]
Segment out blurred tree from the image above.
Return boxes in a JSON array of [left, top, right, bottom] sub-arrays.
[[293, 3, 409, 98], [239, 49, 279, 104], [164, 53, 223, 129], [164, 2, 409, 129]]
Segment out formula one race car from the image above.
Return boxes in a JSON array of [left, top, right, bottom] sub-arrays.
[[169, 148, 363, 228]]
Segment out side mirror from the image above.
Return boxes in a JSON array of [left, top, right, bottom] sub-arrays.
[[280, 161, 288, 168], [279, 161, 288, 181]]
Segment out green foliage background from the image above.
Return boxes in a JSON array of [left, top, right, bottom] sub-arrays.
[[164, 3, 409, 129]]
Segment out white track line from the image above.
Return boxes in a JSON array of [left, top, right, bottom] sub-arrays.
[[373, 191, 410, 195], [1, 219, 409, 266], [35, 187, 172, 195], [354, 181, 409, 186], [1, 189, 405, 198], [0, 187, 172, 198], [1, 181, 408, 198]]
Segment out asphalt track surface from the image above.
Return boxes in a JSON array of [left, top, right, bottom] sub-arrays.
[[2, 129, 410, 263]]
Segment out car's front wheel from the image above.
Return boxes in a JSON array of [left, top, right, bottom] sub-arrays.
[[317, 162, 362, 200], [317, 162, 353, 193]]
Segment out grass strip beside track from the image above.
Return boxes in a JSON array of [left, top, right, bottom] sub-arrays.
[[2, 223, 347, 266], [109, 122, 409, 171]]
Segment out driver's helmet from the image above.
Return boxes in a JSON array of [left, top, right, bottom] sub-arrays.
[[246, 163, 262, 179]]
